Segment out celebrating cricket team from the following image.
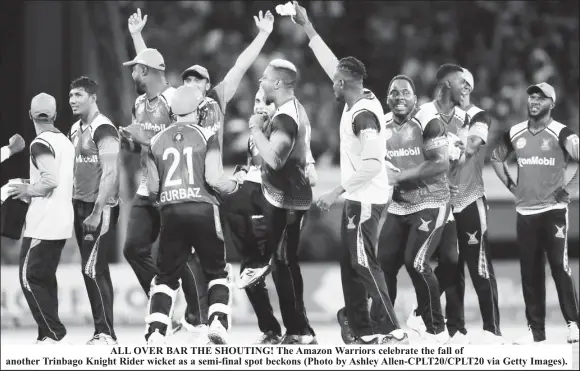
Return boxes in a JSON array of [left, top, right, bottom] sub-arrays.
[[2, 1, 578, 347]]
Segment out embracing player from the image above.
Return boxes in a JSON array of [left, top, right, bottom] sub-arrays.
[[291, 1, 406, 345], [491, 82, 579, 344]]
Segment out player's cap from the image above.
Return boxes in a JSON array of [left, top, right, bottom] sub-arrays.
[[526, 82, 556, 103], [30, 93, 57, 121], [123, 48, 166, 71], [181, 65, 210, 83], [462, 68, 475, 91], [171, 86, 205, 116]]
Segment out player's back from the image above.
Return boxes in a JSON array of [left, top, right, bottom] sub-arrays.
[[24, 130, 75, 240], [150, 124, 218, 208], [509, 120, 570, 214]]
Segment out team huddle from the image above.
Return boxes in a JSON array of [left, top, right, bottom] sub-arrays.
[[1, 1, 579, 347]]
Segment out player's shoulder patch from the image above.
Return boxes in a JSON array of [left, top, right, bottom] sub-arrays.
[[466, 105, 484, 120], [362, 88, 377, 100], [509, 120, 528, 141], [547, 120, 567, 137]]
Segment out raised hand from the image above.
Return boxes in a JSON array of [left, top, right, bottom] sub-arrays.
[[128, 8, 148, 35], [254, 10, 274, 35], [8, 134, 25, 155], [292, 1, 310, 26]]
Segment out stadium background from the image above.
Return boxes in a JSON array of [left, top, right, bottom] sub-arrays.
[[1, 0, 578, 338]]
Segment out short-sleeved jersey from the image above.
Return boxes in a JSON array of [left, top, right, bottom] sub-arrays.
[[385, 106, 450, 215], [261, 98, 313, 210], [498, 120, 576, 215], [149, 124, 218, 208], [340, 89, 389, 204], [133, 86, 176, 197], [24, 130, 75, 240], [69, 113, 120, 204], [450, 105, 491, 212], [200, 82, 227, 137]]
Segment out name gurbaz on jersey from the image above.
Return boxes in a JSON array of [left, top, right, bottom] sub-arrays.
[[160, 187, 202, 203]]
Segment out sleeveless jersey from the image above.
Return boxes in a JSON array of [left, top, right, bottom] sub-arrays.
[[451, 105, 490, 212], [385, 108, 450, 215], [506, 120, 572, 215], [261, 98, 313, 210], [340, 89, 389, 204], [70, 113, 120, 204], [24, 130, 75, 240], [133, 87, 176, 197], [149, 124, 219, 208]]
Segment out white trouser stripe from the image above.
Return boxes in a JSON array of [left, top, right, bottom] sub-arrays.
[[475, 198, 490, 279], [213, 205, 224, 242], [356, 203, 372, 268], [413, 206, 446, 272]]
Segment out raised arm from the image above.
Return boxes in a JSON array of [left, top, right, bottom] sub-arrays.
[[293, 1, 338, 81], [215, 11, 274, 106], [490, 130, 516, 193], [389, 118, 450, 184], [248, 113, 297, 171], [128, 8, 148, 54], [1, 134, 25, 163]]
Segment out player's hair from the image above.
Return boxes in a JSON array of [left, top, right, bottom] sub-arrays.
[[269, 59, 298, 88], [435, 64, 463, 84], [337, 56, 368, 81], [70, 76, 98, 95], [388, 75, 417, 94]]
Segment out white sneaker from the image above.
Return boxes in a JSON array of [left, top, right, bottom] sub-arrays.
[[237, 266, 271, 289], [86, 333, 117, 345], [36, 337, 62, 344], [208, 318, 228, 345], [422, 330, 450, 344], [188, 324, 210, 345], [481, 330, 505, 345], [406, 305, 426, 335], [567, 322, 579, 344], [147, 329, 166, 345], [513, 328, 545, 345], [447, 332, 470, 345]]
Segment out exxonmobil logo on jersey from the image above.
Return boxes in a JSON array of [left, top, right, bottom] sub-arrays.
[[386, 147, 421, 159], [140, 122, 165, 132], [76, 154, 98, 163], [517, 156, 556, 167]]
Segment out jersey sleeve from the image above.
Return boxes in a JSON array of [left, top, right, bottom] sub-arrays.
[[93, 125, 120, 156], [30, 139, 55, 169], [422, 118, 448, 151], [208, 83, 226, 113], [559, 127, 580, 162], [468, 111, 491, 143], [353, 111, 381, 161], [352, 110, 380, 136], [270, 113, 298, 157]]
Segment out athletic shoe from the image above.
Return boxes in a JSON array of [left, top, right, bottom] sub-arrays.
[[170, 318, 182, 334], [280, 334, 318, 345], [36, 337, 62, 344], [446, 331, 470, 345], [481, 330, 505, 345], [336, 307, 356, 344], [208, 318, 228, 345], [421, 330, 450, 344], [513, 327, 545, 345], [86, 333, 117, 345], [352, 336, 379, 344], [380, 329, 410, 345], [567, 322, 579, 344], [237, 265, 271, 289], [185, 323, 209, 344], [406, 305, 426, 335], [254, 331, 282, 345], [147, 329, 166, 345]]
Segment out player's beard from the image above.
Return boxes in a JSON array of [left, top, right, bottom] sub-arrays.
[[528, 105, 550, 120], [134, 80, 146, 95]]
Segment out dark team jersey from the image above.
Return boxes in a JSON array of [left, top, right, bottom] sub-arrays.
[[451, 105, 491, 212], [261, 98, 313, 210], [69, 112, 120, 204], [492, 120, 579, 215], [147, 124, 219, 208], [385, 105, 450, 215], [132, 86, 176, 197]]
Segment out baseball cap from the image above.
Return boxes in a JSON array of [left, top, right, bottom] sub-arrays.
[[526, 82, 556, 103], [122, 48, 166, 71], [30, 93, 57, 121], [462, 68, 475, 90], [171, 86, 205, 116], [181, 65, 211, 83]]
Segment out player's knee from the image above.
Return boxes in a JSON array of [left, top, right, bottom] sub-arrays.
[[404, 256, 427, 274]]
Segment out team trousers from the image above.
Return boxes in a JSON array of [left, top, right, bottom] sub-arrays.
[[19, 238, 67, 341], [73, 200, 119, 339], [123, 195, 208, 326], [516, 207, 579, 341], [377, 205, 450, 334], [343, 200, 400, 337], [443, 197, 501, 336], [147, 202, 230, 337], [222, 181, 281, 336]]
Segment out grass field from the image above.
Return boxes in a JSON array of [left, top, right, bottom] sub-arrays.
[[2, 323, 578, 369]]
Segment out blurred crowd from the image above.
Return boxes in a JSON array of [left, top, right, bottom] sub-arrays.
[[120, 0, 579, 164]]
